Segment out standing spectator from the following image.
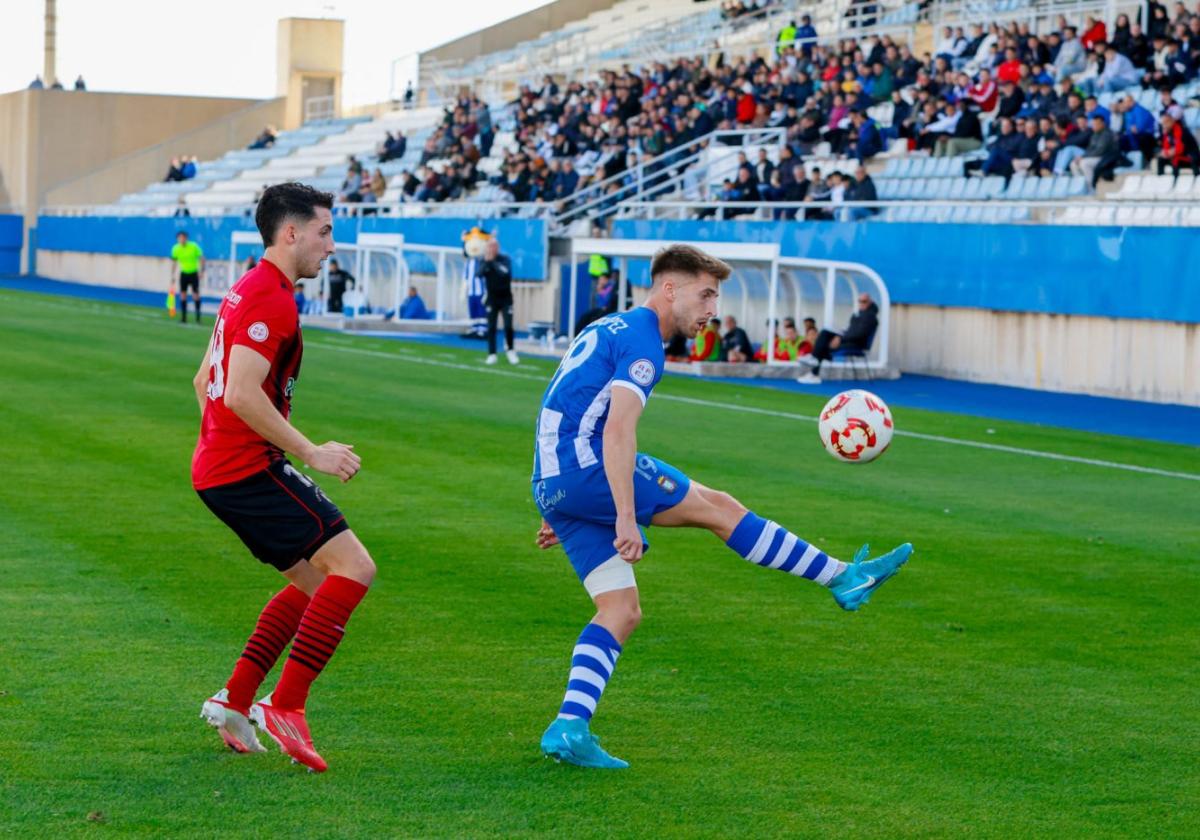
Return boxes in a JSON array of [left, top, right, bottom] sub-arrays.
[[404, 81, 415, 109], [170, 231, 204, 325], [1158, 105, 1200, 176], [796, 14, 817, 58], [722, 316, 754, 363], [480, 239, 518, 366], [173, 196, 191, 218], [326, 258, 355, 313], [73, 75, 86, 91]]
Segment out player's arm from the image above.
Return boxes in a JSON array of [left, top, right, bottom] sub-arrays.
[[603, 385, 644, 563], [193, 340, 213, 416], [223, 345, 362, 482]]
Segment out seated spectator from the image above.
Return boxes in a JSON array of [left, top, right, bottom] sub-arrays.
[[935, 98, 983, 157], [847, 110, 883, 162], [1157, 105, 1200, 176], [1096, 44, 1141, 92], [1081, 16, 1108, 50], [248, 125, 277, 150], [797, 293, 879, 382], [690, 318, 723, 362], [398, 286, 429, 319], [180, 156, 197, 180], [799, 318, 818, 356], [1011, 119, 1043, 174], [1070, 113, 1121, 187], [844, 165, 877, 221], [722, 316, 754, 363], [995, 79, 1024, 119], [295, 282, 308, 316], [164, 157, 184, 182], [1055, 27, 1087, 80], [73, 75, 86, 91], [967, 69, 999, 112], [978, 117, 1022, 181], [1055, 114, 1093, 173], [339, 165, 363, 202], [370, 168, 387, 198], [1114, 93, 1157, 163], [173, 196, 190, 218]]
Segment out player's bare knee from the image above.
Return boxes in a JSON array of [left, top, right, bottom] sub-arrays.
[[601, 601, 641, 638]]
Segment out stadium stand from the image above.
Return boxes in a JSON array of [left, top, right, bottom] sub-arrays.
[[42, 0, 1200, 229]]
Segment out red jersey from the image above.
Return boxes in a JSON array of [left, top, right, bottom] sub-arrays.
[[192, 258, 302, 490]]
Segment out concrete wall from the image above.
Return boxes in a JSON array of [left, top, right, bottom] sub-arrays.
[[420, 0, 620, 65], [890, 305, 1200, 406], [276, 17, 344, 129], [34, 248, 1200, 406], [0, 89, 268, 266], [44, 98, 286, 208]]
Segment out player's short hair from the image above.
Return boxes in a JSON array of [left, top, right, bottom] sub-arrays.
[[255, 182, 334, 246], [650, 244, 732, 284]]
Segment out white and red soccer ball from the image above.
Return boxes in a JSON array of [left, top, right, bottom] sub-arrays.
[[818, 389, 894, 463]]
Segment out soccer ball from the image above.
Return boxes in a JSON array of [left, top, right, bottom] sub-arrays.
[[818, 389, 894, 463]]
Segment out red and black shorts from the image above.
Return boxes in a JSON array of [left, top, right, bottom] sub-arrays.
[[197, 459, 348, 571]]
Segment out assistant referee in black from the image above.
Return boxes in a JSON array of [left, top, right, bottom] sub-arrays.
[[481, 237, 518, 365]]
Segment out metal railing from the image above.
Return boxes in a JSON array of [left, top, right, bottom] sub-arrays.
[[612, 197, 1200, 225], [552, 128, 787, 231], [303, 95, 336, 124]]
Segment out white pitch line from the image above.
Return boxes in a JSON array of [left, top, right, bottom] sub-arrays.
[[309, 341, 1200, 483]]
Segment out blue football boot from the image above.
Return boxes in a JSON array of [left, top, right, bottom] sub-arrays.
[[829, 542, 912, 611], [541, 717, 629, 769]]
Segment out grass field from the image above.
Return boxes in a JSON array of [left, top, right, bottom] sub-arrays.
[[1, 288, 1198, 838]]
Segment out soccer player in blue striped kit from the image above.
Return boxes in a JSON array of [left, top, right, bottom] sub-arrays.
[[532, 244, 913, 768]]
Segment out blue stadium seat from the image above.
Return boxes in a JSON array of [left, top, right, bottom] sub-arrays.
[[981, 176, 1006, 198], [962, 178, 984, 199], [948, 177, 968, 199]]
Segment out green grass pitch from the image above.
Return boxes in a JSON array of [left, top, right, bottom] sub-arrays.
[[1, 289, 1197, 838]]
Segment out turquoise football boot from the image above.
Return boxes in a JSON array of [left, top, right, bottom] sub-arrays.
[[541, 717, 629, 769], [829, 542, 913, 611]]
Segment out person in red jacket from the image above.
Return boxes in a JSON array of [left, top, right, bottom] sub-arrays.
[[996, 48, 1023, 84], [1158, 106, 1200, 176], [1081, 16, 1107, 50], [736, 82, 757, 124], [967, 69, 998, 112]]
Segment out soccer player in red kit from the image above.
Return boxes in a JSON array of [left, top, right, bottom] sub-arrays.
[[192, 183, 375, 773]]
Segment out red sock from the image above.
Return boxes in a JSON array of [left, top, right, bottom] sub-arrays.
[[225, 585, 310, 713], [272, 575, 369, 711]]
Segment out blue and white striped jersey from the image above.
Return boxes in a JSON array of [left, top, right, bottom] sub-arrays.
[[532, 308, 664, 480], [463, 257, 485, 297]]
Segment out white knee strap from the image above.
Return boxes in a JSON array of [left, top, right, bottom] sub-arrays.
[[583, 554, 637, 597]]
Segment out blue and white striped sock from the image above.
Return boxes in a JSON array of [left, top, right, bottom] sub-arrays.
[[556, 623, 622, 721], [725, 512, 847, 586]]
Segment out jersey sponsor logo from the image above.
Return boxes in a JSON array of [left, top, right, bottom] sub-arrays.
[[284, 377, 296, 399], [226, 291, 243, 306], [248, 321, 269, 342], [629, 358, 655, 386]]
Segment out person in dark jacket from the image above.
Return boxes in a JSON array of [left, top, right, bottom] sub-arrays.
[[1157, 105, 1200, 176], [480, 238, 518, 365], [797, 293, 879, 381], [722, 315, 755, 363], [847, 110, 883, 162]]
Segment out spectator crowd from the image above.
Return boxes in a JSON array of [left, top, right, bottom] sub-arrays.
[[344, 2, 1200, 213]]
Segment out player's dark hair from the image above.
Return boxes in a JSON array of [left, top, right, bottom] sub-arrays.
[[255, 182, 334, 246], [650, 244, 732, 283]]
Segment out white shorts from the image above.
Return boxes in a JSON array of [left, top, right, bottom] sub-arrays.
[[582, 554, 637, 598]]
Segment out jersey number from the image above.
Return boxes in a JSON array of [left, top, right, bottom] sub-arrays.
[[206, 317, 226, 400], [544, 328, 599, 401]]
